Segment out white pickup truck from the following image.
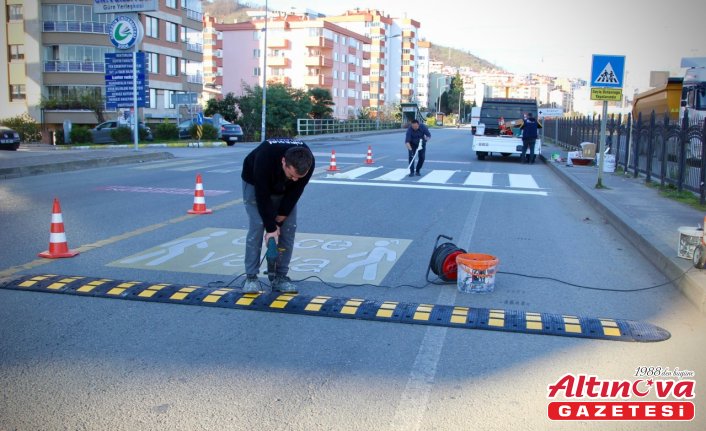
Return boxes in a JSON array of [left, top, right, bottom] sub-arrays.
[[471, 98, 541, 161]]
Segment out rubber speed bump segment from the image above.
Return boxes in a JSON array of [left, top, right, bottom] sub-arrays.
[[0, 274, 671, 342]]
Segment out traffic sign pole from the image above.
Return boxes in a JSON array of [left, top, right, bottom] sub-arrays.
[[597, 101, 608, 188], [133, 49, 138, 151]]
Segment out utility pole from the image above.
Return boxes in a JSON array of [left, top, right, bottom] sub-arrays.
[[260, 0, 268, 142]]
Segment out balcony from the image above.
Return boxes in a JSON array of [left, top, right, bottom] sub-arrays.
[[305, 36, 334, 49], [304, 74, 333, 87], [402, 76, 413, 84], [268, 56, 291, 67], [304, 56, 333, 68], [362, 67, 370, 76], [347, 63, 356, 72], [42, 20, 108, 34], [402, 41, 415, 49], [362, 83, 370, 91], [267, 38, 291, 49], [402, 30, 415, 38], [348, 46, 356, 55], [186, 74, 203, 84], [43, 61, 105, 73], [363, 51, 370, 60], [268, 76, 291, 86], [186, 43, 203, 53], [186, 8, 203, 22], [402, 65, 415, 72]]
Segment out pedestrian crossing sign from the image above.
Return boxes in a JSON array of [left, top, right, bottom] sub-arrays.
[[591, 54, 625, 88]]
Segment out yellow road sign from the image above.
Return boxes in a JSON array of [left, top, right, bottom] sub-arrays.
[[590, 87, 623, 101]]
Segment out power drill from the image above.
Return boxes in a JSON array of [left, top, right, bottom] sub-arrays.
[[265, 237, 279, 281]]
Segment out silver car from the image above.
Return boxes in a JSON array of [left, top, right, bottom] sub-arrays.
[[91, 120, 154, 144]]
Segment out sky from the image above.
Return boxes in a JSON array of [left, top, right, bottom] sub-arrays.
[[251, 0, 706, 96]]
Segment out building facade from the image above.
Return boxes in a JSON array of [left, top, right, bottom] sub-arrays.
[[0, 0, 203, 133], [217, 15, 370, 119]]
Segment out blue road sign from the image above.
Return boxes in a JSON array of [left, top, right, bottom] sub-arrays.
[[591, 55, 625, 88], [105, 52, 149, 108], [197, 112, 204, 126]]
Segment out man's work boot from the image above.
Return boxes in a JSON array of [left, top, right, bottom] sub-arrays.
[[242, 275, 263, 293], [272, 275, 298, 293]]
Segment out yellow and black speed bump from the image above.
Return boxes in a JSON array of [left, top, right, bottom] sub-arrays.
[[0, 274, 671, 342]]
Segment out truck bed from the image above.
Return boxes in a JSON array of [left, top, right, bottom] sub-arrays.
[[472, 135, 542, 160]]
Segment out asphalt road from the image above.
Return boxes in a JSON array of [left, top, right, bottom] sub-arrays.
[[1, 128, 704, 430]]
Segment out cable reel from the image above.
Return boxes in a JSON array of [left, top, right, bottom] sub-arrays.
[[426, 234, 466, 283]]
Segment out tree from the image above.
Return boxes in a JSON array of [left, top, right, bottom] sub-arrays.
[[446, 72, 464, 117], [234, 83, 312, 139], [204, 92, 243, 123], [307, 88, 334, 119]]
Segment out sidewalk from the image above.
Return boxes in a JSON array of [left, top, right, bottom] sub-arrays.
[[540, 141, 706, 313]]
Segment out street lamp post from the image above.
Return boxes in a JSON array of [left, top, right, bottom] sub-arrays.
[[260, 0, 268, 142], [375, 33, 400, 130], [435, 76, 447, 115]]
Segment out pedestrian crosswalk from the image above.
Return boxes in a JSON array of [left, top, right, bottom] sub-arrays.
[[311, 166, 547, 196]]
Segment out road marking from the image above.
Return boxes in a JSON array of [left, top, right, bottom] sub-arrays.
[[509, 173, 539, 189], [207, 168, 241, 174], [96, 186, 231, 196], [310, 179, 548, 196], [395, 159, 471, 165], [312, 152, 365, 158], [131, 159, 203, 170], [0, 199, 244, 279], [328, 166, 381, 179], [170, 161, 238, 172], [463, 172, 494, 187], [374, 168, 411, 181], [418, 170, 456, 184]]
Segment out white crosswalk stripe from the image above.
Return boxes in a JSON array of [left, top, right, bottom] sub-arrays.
[[463, 172, 494, 187], [508, 174, 539, 189], [131, 159, 205, 170], [328, 166, 381, 179], [374, 169, 411, 181], [419, 170, 456, 184]]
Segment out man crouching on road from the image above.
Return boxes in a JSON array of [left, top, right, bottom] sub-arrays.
[[241, 139, 315, 293]]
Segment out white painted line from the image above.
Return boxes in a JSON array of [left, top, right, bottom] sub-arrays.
[[463, 172, 494, 187], [170, 161, 239, 172], [310, 180, 548, 196], [395, 159, 471, 165], [208, 168, 240, 174], [374, 168, 412, 181], [509, 173, 539, 189], [418, 170, 456, 184], [131, 159, 203, 170], [329, 166, 381, 179]]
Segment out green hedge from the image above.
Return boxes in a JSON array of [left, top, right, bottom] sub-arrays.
[[70, 126, 93, 144], [154, 122, 179, 140]]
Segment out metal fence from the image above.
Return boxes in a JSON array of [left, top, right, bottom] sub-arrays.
[[543, 112, 706, 202], [297, 119, 401, 136]]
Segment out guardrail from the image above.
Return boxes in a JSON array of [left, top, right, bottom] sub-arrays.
[[297, 119, 401, 135]]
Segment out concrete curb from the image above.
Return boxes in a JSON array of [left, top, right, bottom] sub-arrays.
[[0, 151, 174, 179], [51, 141, 232, 150], [541, 154, 706, 313]]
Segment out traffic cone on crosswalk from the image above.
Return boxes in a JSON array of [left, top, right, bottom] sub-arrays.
[[38, 198, 79, 259], [188, 173, 213, 214], [365, 146, 374, 165], [327, 150, 338, 171]]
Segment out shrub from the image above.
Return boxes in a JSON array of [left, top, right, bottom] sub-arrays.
[[189, 123, 219, 140], [70, 126, 93, 144], [54, 128, 66, 145], [154, 122, 179, 140], [0, 113, 43, 142], [111, 126, 133, 143], [425, 117, 436, 127]]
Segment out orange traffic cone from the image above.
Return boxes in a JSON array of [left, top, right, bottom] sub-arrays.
[[188, 173, 212, 214], [327, 150, 338, 171], [365, 146, 374, 164], [38, 198, 79, 259]]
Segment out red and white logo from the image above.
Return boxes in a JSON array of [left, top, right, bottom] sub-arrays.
[[547, 372, 696, 421]]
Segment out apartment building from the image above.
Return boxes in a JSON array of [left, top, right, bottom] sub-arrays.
[[0, 0, 203, 132], [217, 15, 370, 119], [326, 9, 421, 111], [202, 13, 222, 91], [415, 40, 431, 110]]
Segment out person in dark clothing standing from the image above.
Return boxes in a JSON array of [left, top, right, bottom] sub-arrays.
[[405, 119, 432, 176], [519, 112, 542, 164], [240, 139, 315, 293]]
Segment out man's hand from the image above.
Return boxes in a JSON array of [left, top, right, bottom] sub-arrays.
[[406, 142, 412, 151], [264, 226, 280, 244]]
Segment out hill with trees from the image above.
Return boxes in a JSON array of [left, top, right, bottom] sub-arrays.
[[430, 44, 500, 71], [203, 0, 259, 24]]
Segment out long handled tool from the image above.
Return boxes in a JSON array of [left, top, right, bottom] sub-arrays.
[[407, 141, 424, 172]]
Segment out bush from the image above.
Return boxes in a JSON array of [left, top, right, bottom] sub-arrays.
[[111, 126, 133, 143], [0, 113, 43, 142], [425, 117, 436, 127], [154, 122, 179, 140], [70, 126, 93, 144], [189, 123, 219, 140], [54, 128, 66, 145]]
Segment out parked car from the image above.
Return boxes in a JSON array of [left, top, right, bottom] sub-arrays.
[[90, 120, 154, 144], [178, 117, 244, 145], [0, 126, 21, 150]]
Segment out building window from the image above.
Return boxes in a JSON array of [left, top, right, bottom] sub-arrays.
[[147, 52, 158, 74], [149, 88, 157, 109], [7, 4, 23, 21], [166, 22, 178, 42], [166, 56, 177, 76], [166, 0, 177, 9], [253, 48, 260, 58], [253, 67, 261, 76], [180, 58, 186, 74], [9, 84, 26, 101], [145, 16, 158, 38], [333, 70, 338, 79], [164, 90, 174, 109], [8, 44, 24, 61]]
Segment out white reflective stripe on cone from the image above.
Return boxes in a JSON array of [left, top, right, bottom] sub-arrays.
[[195, 184, 204, 190], [193, 197, 206, 204], [49, 232, 67, 243], [51, 213, 64, 223]]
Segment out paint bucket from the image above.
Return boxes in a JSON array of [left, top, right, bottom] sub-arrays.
[[602, 154, 616, 172], [456, 253, 499, 294]]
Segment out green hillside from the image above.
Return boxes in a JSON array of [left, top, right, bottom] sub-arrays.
[[203, 0, 259, 24], [430, 44, 501, 71]]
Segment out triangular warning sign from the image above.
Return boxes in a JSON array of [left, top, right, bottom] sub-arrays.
[[595, 62, 619, 84]]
